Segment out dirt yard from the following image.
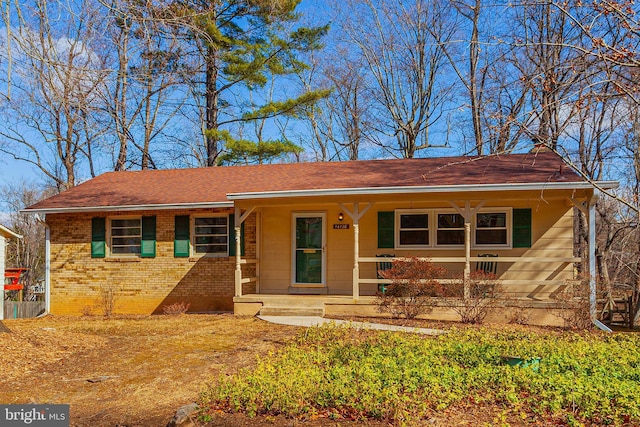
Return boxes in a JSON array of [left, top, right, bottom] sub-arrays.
[[0, 314, 300, 426]]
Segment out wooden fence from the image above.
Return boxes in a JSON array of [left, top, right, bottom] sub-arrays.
[[3, 301, 46, 319]]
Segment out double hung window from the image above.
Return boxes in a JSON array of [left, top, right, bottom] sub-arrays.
[[436, 213, 465, 245], [475, 212, 508, 246], [194, 216, 228, 255], [110, 218, 142, 255], [389, 208, 514, 249], [397, 211, 429, 247]]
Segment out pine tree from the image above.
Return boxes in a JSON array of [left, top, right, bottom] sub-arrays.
[[164, 0, 329, 166]]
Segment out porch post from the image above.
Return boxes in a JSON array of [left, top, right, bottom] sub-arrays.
[[448, 200, 483, 300], [588, 195, 597, 320], [340, 202, 372, 301], [234, 207, 242, 297], [352, 204, 360, 300], [464, 222, 471, 299]]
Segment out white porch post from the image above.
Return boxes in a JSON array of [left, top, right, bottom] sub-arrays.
[[339, 202, 373, 301], [588, 195, 597, 320], [353, 218, 360, 300], [449, 200, 484, 300], [569, 195, 610, 331], [233, 206, 256, 298], [464, 222, 471, 299], [234, 207, 242, 297]]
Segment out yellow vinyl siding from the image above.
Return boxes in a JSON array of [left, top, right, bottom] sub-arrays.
[[259, 205, 355, 294]]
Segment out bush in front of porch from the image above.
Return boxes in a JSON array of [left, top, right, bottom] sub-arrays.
[[375, 256, 446, 319]]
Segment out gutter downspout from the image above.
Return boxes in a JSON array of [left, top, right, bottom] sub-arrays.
[[45, 221, 50, 315], [588, 194, 611, 332], [34, 215, 50, 316]]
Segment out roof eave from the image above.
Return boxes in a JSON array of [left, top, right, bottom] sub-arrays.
[[21, 201, 234, 215], [0, 224, 22, 239], [227, 181, 619, 200], [20, 180, 620, 213]]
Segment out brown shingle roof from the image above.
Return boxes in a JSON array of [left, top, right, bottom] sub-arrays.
[[25, 152, 586, 212]]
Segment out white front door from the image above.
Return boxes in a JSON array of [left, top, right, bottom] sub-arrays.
[[292, 213, 326, 286]]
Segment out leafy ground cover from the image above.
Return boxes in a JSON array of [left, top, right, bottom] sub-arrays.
[[202, 324, 640, 426]]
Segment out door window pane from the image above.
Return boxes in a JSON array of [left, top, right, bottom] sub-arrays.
[[296, 217, 322, 249], [296, 251, 322, 283]]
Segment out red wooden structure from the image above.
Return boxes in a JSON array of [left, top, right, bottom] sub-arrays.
[[4, 267, 27, 291]]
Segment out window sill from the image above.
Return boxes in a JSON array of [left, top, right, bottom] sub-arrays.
[[394, 245, 511, 251], [105, 257, 141, 262], [188, 255, 229, 262]]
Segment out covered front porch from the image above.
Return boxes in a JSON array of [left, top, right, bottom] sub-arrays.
[[228, 184, 602, 325]]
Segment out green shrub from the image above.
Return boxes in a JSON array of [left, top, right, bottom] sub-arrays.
[[200, 325, 640, 425]]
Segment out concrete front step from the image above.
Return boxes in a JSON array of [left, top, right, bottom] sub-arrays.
[[259, 305, 325, 317]]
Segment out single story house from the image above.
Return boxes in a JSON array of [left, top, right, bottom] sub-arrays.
[[1, 224, 22, 320], [23, 152, 618, 325]]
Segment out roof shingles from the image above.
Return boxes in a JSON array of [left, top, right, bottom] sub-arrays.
[[26, 152, 584, 212]]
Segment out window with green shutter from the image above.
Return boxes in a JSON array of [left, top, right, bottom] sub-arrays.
[[228, 214, 245, 256], [110, 218, 142, 255], [141, 216, 156, 258], [513, 208, 532, 248], [378, 211, 395, 249], [91, 217, 106, 258], [174, 215, 190, 257]]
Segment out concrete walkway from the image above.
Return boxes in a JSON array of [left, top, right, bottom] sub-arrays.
[[258, 315, 444, 335]]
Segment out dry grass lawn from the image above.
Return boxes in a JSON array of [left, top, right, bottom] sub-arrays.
[[0, 314, 299, 426], [0, 314, 581, 427]]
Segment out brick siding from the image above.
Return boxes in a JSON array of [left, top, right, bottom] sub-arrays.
[[47, 209, 256, 315]]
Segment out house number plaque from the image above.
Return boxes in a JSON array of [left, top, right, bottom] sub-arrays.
[[333, 224, 350, 229]]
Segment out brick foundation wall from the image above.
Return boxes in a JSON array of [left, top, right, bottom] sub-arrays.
[[47, 209, 256, 315]]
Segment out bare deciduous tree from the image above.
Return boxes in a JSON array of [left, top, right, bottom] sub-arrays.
[[338, 0, 455, 158], [100, 0, 187, 171], [0, 0, 107, 190]]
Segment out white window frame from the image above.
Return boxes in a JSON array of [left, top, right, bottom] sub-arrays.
[[191, 214, 229, 257], [435, 210, 466, 248], [108, 216, 141, 257], [391, 208, 513, 250], [473, 208, 512, 249], [395, 209, 432, 249]]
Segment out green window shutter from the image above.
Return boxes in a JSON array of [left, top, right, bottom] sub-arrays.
[[91, 217, 106, 258], [174, 215, 190, 258], [141, 216, 156, 258], [228, 214, 245, 256], [513, 208, 532, 248], [378, 211, 395, 249]]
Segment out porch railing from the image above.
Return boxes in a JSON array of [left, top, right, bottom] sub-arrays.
[[357, 256, 582, 296], [235, 258, 259, 296]]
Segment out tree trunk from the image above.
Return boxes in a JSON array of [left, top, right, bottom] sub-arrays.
[[205, 45, 220, 167]]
